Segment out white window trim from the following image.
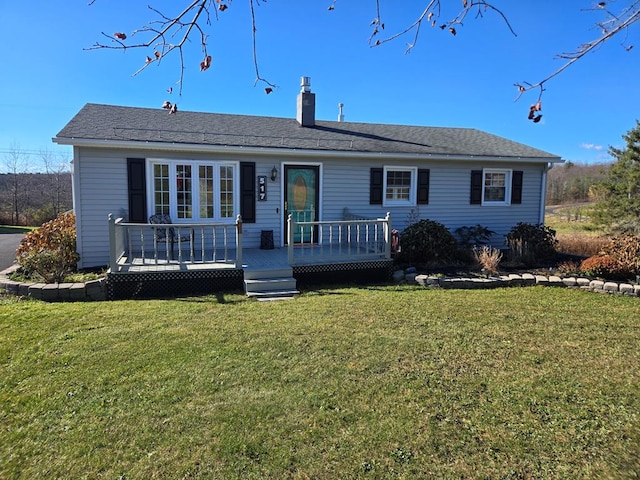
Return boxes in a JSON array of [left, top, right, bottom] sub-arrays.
[[147, 159, 240, 223], [383, 166, 417, 206], [482, 168, 512, 206]]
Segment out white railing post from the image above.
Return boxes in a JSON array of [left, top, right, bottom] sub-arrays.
[[287, 214, 294, 265], [108, 213, 118, 271], [235, 214, 243, 267], [384, 212, 392, 259]]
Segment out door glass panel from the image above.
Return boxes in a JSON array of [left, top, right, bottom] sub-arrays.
[[219, 165, 234, 218], [176, 164, 192, 219], [286, 167, 317, 243], [199, 165, 214, 219], [153, 164, 170, 215]]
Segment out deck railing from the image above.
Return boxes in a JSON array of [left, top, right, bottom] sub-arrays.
[[108, 214, 243, 272], [287, 212, 391, 265]]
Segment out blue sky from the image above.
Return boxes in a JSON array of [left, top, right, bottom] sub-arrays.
[[1, 1, 638, 170]]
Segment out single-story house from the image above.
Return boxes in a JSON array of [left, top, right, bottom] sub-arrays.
[[54, 77, 563, 298]]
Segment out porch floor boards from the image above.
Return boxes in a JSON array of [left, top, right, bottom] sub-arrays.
[[114, 247, 373, 273]]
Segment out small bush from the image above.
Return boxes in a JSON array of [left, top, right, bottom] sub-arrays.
[[601, 234, 640, 276], [556, 260, 582, 276], [556, 234, 609, 257], [396, 219, 458, 265], [16, 212, 80, 283], [579, 255, 628, 279], [473, 245, 503, 276], [454, 224, 495, 248], [505, 222, 557, 266]]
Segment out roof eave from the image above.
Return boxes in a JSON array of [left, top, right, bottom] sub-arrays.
[[52, 137, 564, 164]]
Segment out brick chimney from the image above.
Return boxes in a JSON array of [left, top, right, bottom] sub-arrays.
[[296, 76, 315, 127]]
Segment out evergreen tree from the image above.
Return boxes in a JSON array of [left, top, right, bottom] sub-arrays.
[[593, 120, 640, 232]]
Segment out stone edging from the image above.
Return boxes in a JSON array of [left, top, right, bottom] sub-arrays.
[[0, 265, 107, 302], [394, 270, 640, 297]]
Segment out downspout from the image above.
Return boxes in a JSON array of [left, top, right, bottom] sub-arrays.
[[71, 146, 83, 269], [539, 163, 552, 224]]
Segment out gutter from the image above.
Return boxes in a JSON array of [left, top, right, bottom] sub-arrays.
[[539, 162, 552, 224], [52, 137, 564, 165]]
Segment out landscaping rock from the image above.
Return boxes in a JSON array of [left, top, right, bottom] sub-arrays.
[[603, 282, 619, 293], [535, 275, 549, 286], [619, 283, 635, 296], [392, 270, 406, 283], [548, 275, 565, 287]]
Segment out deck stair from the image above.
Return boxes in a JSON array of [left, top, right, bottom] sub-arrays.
[[243, 266, 299, 299]]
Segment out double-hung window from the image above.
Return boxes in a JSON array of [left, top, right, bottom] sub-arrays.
[[384, 166, 417, 206], [482, 169, 512, 206], [149, 159, 238, 222]]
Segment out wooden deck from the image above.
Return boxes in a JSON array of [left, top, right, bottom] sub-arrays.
[[113, 246, 388, 274]]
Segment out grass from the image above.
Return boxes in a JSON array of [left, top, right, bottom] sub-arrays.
[[545, 207, 609, 257], [545, 205, 604, 237], [1, 286, 640, 478], [0, 225, 34, 234]]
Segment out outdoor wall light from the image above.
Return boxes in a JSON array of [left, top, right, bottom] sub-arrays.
[[271, 165, 278, 182]]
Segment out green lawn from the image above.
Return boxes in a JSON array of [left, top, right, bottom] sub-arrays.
[[1, 286, 639, 479], [0, 225, 33, 234]]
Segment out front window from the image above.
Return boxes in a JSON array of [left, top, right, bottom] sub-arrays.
[[483, 169, 511, 205], [384, 166, 417, 205], [149, 160, 238, 222]]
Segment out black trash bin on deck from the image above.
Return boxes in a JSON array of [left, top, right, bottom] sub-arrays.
[[260, 230, 274, 249]]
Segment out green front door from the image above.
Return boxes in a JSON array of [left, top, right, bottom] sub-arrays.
[[284, 165, 319, 244]]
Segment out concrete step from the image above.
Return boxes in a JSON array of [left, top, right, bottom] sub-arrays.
[[246, 289, 300, 299], [244, 277, 297, 293], [243, 267, 293, 280]]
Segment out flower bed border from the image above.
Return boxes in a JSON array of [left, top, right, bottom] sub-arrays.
[[397, 271, 640, 297]]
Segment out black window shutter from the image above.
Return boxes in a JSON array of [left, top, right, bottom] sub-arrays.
[[511, 170, 523, 204], [370, 168, 383, 205], [470, 170, 483, 205], [240, 162, 256, 223], [127, 158, 147, 222], [417, 169, 430, 205]]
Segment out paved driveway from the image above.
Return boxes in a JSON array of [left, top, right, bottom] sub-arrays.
[[0, 233, 24, 271]]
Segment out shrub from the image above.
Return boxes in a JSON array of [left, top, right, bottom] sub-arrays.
[[473, 245, 503, 276], [505, 222, 557, 266], [556, 234, 609, 257], [579, 255, 627, 279], [396, 219, 458, 265], [16, 212, 80, 283], [454, 224, 495, 248], [601, 234, 640, 276]]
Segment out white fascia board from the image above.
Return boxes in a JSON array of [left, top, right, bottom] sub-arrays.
[[52, 137, 564, 164]]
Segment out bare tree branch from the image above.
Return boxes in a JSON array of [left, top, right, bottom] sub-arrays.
[[87, 1, 219, 95], [87, 0, 640, 119], [514, 0, 640, 121], [370, 1, 516, 53], [250, 0, 277, 92]]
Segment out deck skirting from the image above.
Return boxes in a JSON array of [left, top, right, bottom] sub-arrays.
[[107, 269, 244, 300], [105, 259, 395, 299]]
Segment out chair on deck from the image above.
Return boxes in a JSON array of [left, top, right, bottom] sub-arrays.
[[149, 214, 193, 259]]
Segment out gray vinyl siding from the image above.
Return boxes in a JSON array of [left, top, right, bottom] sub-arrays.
[[320, 158, 545, 248], [74, 146, 548, 268], [75, 148, 128, 268]]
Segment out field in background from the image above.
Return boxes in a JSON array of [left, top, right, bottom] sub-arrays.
[[545, 203, 607, 257]]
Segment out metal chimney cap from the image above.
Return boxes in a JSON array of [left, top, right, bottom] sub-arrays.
[[300, 76, 311, 93]]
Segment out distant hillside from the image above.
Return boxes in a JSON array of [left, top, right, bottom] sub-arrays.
[[546, 162, 610, 205], [0, 172, 72, 226]]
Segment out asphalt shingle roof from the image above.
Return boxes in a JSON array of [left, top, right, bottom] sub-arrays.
[[55, 103, 561, 160]]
